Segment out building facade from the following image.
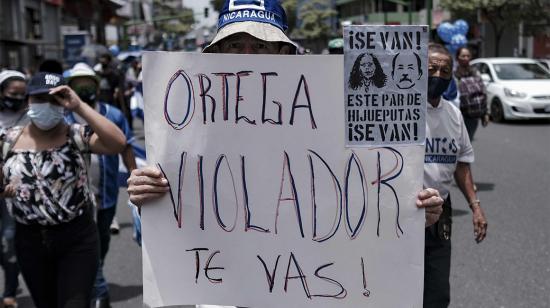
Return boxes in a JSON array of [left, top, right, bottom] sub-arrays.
[[0, 0, 63, 70], [336, 0, 451, 27]]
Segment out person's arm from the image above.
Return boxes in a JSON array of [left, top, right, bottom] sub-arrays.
[[117, 110, 137, 173], [49, 85, 126, 155], [0, 185, 15, 199], [454, 162, 488, 243], [0, 166, 15, 199], [482, 114, 490, 126], [0, 169, 15, 199], [475, 69, 490, 127], [122, 145, 137, 173]]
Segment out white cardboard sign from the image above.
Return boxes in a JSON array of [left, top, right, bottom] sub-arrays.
[[142, 51, 425, 308], [344, 25, 429, 146]]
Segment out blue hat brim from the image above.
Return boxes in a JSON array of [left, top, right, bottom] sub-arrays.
[[28, 88, 53, 96], [203, 21, 297, 53]]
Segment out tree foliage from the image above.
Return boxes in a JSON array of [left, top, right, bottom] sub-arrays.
[[153, 0, 194, 35], [293, 0, 336, 40], [210, 0, 225, 12], [282, 0, 298, 34], [440, 0, 550, 56]]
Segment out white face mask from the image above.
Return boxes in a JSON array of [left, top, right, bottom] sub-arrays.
[[27, 102, 65, 131]]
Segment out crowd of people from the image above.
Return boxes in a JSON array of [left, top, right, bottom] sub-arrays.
[[0, 50, 142, 308], [0, 0, 488, 308]]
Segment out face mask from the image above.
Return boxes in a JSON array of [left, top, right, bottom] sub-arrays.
[[0, 96, 25, 111], [74, 87, 97, 105], [27, 102, 65, 131], [428, 76, 451, 99]]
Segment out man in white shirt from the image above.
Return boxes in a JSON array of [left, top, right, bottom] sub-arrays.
[[423, 43, 488, 308]]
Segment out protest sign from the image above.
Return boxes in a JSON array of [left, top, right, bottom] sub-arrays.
[[344, 25, 429, 146], [142, 51, 426, 308]]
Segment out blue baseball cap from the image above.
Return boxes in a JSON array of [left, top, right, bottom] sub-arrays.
[[27, 72, 64, 96], [204, 0, 297, 52]]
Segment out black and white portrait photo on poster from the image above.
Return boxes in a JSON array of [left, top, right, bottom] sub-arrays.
[[391, 52, 423, 90], [348, 53, 387, 92], [344, 25, 428, 146]]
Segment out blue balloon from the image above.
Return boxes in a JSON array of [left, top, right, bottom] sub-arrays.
[[109, 45, 120, 56], [445, 44, 457, 56], [437, 22, 455, 43], [454, 19, 469, 35], [451, 34, 467, 45], [449, 34, 467, 52]]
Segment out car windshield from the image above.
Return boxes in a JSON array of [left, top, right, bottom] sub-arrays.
[[493, 63, 550, 80]]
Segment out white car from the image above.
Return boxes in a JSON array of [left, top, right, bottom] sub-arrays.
[[469, 58, 550, 121], [536, 59, 550, 71]]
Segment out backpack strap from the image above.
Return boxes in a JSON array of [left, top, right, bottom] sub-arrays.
[[68, 124, 89, 153], [67, 124, 97, 210], [0, 126, 25, 162]]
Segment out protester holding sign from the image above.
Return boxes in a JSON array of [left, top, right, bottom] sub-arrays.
[[0, 72, 126, 308], [128, 0, 442, 224], [127, 1, 444, 307], [423, 43, 488, 308]]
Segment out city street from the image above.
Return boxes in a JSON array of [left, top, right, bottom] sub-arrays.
[[447, 119, 550, 308], [3, 118, 549, 308], [2, 0, 550, 307]]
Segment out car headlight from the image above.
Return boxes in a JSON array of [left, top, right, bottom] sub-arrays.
[[504, 87, 527, 98]]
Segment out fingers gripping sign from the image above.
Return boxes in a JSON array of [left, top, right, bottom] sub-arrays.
[[416, 188, 444, 227], [127, 166, 169, 206]]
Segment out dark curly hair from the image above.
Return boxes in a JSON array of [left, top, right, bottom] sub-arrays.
[[0, 76, 25, 94], [348, 53, 387, 92]]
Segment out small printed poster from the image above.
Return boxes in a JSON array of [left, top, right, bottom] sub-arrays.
[[344, 25, 429, 146]]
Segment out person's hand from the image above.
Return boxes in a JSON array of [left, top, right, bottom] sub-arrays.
[[416, 188, 444, 227], [472, 205, 488, 243], [482, 114, 490, 127], [49, 85, 82, 111], [1, 184, 16, 198], [127, 166, 169, 207]]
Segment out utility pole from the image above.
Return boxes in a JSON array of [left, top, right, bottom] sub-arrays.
[[408, 0, 412, 25], [427, 0, 432, 38]]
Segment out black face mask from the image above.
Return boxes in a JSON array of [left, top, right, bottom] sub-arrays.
[[75, 87, 97, 105], [0, 96, 26, 111], [427, 76, 451, 100]]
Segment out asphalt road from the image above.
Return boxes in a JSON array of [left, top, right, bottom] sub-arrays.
[[3, 118, 550, 308], [447, 119, 550, 308]]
